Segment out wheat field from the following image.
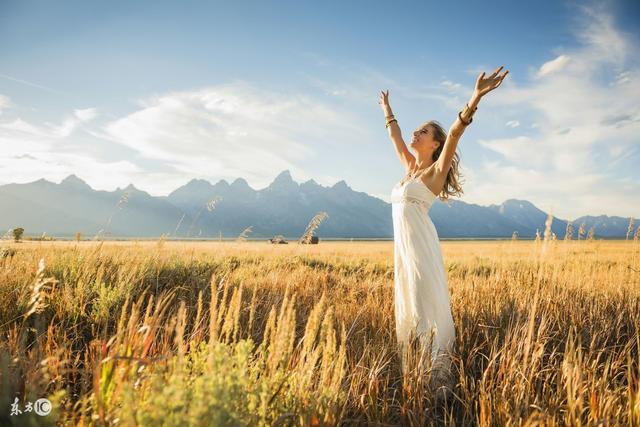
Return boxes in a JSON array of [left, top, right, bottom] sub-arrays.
[[1, 238, 639, 426]]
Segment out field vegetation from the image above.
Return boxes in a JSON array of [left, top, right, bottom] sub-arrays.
[[0, 236, 638, 425]]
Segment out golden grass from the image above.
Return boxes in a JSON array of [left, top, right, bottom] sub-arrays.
[[0, 239, 638, 425]]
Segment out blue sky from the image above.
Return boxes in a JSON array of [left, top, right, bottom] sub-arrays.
[[0, 0, 638, 220]]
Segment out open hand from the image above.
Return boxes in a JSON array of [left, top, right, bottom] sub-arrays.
[[378, 89, 390, 108], [475, 65, 509, 98]]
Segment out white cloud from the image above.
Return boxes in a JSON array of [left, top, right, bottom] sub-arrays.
[[74, 107, 98, 122], [0, 80, 371, 195], [1, 118, 87, 142], [536, 55, 571, 78], [467, 3, 640, 219], [0, 102, 143, 190], [441, 80, 462, 91], [0, 94, 11, 112], [505, 120, 520, 128], [0, 152, 141, 189], [0, 101, 99, 142], [98, 81, 366, 187]]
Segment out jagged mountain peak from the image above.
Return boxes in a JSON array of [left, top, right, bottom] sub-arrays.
[[300, 178, 321, 190], [332, 180, 350, 190], [502, 199, 535, 207], [60, 174, 92, 191], [268, 170, 298, 190], [213, 179, 230, 188], [231, 177, 250, 187], [115, 183, 145, 194], [33, 178, 54, 185], [277, 169, 292, 177], [273, 170, 294, 182], [186, 178, 214, 187], [168, 178, 217, 199], [1, 173, 633, 238]]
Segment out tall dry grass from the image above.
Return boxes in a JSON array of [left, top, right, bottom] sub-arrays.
[[0, 238, 638, 425]]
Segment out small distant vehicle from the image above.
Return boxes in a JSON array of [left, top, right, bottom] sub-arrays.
[[299, 236, 319, 244], [269, 235, 288, 244]]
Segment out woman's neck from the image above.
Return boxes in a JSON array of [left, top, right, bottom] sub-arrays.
[[414, 153, 435, 170]]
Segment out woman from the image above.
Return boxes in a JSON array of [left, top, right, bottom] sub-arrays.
[[379, 66, 509, 390]]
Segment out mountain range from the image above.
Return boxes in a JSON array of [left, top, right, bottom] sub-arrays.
[[0, 170, 635, 239]]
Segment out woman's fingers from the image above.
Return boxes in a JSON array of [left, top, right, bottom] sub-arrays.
[[490, 65, 504, 78], [496, 70, 509, 85], [492, 70, 509, 90], [379, 89, 390, 105]]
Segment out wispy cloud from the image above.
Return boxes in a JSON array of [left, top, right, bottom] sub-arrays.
[[0, 73, 67, 96], [536, 55, 571, 78], [0, 94, 11, 113], [97, 81, 367, 188], [0, 79, 371, 193], [467, 3, 640, 219], [0, 102, 136, 189], [0, 104, 99, 142], [74, 107, 98, 122], [441, 80, 462, 91]]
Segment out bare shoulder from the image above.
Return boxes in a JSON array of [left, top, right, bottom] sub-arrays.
[[433, 158, 451, 178], [417, 162, 447, 195]]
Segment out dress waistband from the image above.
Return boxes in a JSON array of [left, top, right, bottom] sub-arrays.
[[391, 195, 429, 206]]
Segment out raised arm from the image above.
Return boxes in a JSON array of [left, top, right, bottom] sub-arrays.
[[379, 90, 415, 172], [437, 66, 509, 173]]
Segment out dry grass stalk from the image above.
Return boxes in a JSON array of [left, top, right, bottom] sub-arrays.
[[578, 222, 586, 240], [1, 240, 638, 425], [299, 211, 328, 244], [565, 221, 574, 241], [543, 213, 553, 241], [24, 258, 58, 319], [627, 217, 635, 240], [236, 226, 253, 242]]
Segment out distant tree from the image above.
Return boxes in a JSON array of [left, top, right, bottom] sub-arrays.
[[75, 232, 82, 242], [13, 227, 24, 242]]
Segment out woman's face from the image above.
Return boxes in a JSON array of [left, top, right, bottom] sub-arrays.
[[410, 125, 440, 151]]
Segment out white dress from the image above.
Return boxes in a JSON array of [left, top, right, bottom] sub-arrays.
[[390, 175, 456, 382]]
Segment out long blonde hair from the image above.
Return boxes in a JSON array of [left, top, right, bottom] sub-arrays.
[[419, 120, 464, 201]]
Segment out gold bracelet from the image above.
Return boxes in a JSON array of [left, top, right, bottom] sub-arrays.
[[458, 111, 472, 126], [459, 103, 477, 125], [385, 118, 397, 128]]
